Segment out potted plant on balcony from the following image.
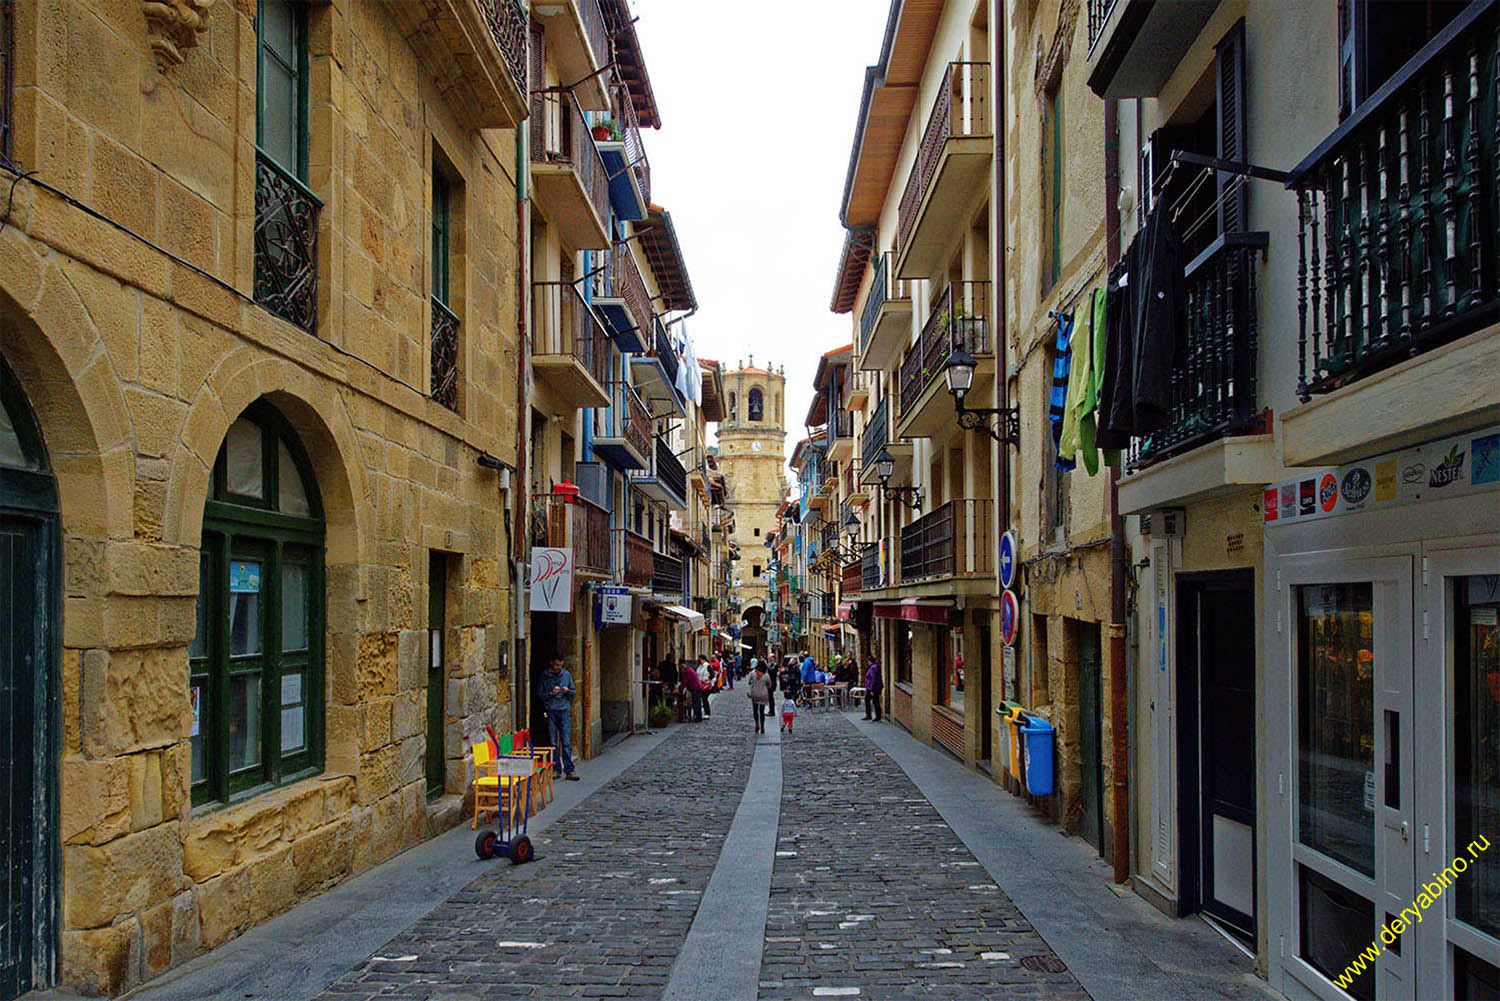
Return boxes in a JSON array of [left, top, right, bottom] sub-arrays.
[[591, 118, 620, 143]]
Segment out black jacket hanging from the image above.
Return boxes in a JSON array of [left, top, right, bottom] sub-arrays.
[[1130, 206, 1188, 432], [1096, 245, 1135, 451]]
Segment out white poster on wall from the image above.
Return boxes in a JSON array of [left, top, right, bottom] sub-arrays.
[[529, 547, 574, 613], [600, 587, 632, 625]]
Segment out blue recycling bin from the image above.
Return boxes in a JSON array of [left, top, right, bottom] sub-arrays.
[[1021, 717, 1055, 797]]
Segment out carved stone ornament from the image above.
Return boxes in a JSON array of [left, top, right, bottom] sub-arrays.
[[142, 0, 214, 71]]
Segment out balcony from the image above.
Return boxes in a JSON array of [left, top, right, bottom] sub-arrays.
[[827, 408, 854, 464], [532, 281, 612, 409], [530, 89, 609, 250], [530, 0, 610, 110], [383, 0, 528, 128], [629, 319, 685, 416], [651, 551, 685, 599], [1084, 0, 1220, 100], [859, 251, 914, 371], [841, 557, 863, 598], [1125, 233, 1268, 470], [593, 382, 651, 470], [859, 393, 914, 486], [591, 245, 652, 352], [895, 63, 992, 280], [254, 151, 320, 332], [614, 528, 654, 588], [595, 82, 652, 222], [896, 281, 992, 439], [899, 499, 993, 585], [430, 298, 460, 412], [1283, 1, 1499, 465], [860, 541, 893, 591], [547, 495, 612, 576], [629, 436, 688, 509]]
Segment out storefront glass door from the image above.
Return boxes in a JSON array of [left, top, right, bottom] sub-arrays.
[[1287, 557, 1414, 1001], [1417, 551, 1500, 1000]]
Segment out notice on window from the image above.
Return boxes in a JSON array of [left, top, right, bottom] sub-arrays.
[[190, 685, 201, 737], [281, 707, 304, 753], [1363, 770, 1376, 813], [281, 673, 302, 707], [229, 560, 261, 594]]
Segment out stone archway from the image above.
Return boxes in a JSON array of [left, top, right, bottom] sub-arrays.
[[167, 354, 372, 780]]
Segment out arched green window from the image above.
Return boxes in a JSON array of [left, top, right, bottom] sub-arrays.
[[191, 402, 324, 805]]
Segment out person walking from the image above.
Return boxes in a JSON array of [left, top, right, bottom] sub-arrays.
[[681, 660, 708, 721], [538, 656, 579, 780], [863, 655, 883, 722], [696, 656, 714, 715], [780, 694, 797, 735], [747, 661, 774, 733]]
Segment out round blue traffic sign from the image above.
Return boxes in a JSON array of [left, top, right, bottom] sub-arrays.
[[999, 531, 1018, 590]]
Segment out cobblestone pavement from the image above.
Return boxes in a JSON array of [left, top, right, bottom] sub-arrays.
[[312, 698, 1093, 1001], [316, 702, 755, 1000], [759, 710, 1088, 1001]]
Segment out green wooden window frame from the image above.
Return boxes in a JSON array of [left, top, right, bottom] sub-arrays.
[[432, 169, 451, 307], [255, 0, 309, 179], [191, 403, 325, 808], [1046, 87, 1064, 289]]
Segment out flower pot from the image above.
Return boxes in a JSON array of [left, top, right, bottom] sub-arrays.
[[592, 125, 613, 142]]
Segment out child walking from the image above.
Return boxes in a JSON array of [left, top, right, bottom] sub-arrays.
[[780, 695, 797, 734]]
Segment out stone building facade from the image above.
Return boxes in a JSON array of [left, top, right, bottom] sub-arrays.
[[0, 1, 526, 994], [715, 363, 787, 656]]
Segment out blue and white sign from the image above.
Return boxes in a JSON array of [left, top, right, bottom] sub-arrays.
[[998, 531, 1018, 590]]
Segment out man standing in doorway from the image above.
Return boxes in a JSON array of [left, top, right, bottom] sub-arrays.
[[538, 656, 579, 780]]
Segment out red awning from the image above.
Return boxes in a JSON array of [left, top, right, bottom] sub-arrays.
[[872, 599, 955, 624]]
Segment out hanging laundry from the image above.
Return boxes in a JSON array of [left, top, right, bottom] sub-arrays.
[[1057, 292, 1094, 472], [1048, 311, 1076, 472], [1130, 205, 1189, 432], [1096, 246, 1135, 450]]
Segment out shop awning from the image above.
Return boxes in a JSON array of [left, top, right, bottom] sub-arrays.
[[657, 604, 706, 630], [872, 599, 955, 625]]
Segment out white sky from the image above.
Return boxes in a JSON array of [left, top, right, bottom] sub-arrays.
[[630, 1, 888, 471]]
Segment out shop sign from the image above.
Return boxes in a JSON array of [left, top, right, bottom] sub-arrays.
[[599, 586, 631, 625], [999, 589, 1019, 647], [1265, 426, 1499, 526], [529, 547, 573, 612], [999, 530, 1018, 590]]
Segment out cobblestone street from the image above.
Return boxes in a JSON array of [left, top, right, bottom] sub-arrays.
[[297, 698, 1134, 1000]]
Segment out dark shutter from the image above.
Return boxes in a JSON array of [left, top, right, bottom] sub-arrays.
[[1214, 19, 1248, 237], [529, 23, 545, 161]]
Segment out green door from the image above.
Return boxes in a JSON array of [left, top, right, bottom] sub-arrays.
[[1, 362, 59, 1001], [1077, 620, 1104, 853], [426, 553, 446, 798]]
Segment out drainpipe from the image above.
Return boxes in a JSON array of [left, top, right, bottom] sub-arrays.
[[1104, 98, 1130, 886], [514, 126, 533, 732]]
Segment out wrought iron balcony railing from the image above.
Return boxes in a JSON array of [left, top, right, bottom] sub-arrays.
[[616, 381, 652, 459], [1126, 234, 1268, 469], [430, 297, 460, 412], [532, 281, 613, 389], [546, 494, 611, 573], [652, 551, 684, 595], [825, 407, 853, 453], [477, 0, 528, 95], [652, 319, 680, 389], [860, 541, 887, 591], [530, 87, 610, 231], [614, 527, 654, 587], [900, 499, 992, 583], [655, 436, 688, 502], [859, 251, 913, 355], [610, 80, 651, 204], [591, 244, 654, 341], [841, 556, 864, 596], [860, 394, 890, 481], [1290, 1, 1498, 401], [254, 151, 320, 331], [1087, 0, 1120, 51], [896, 62, 991, 259], [899, 281, 992, 418]]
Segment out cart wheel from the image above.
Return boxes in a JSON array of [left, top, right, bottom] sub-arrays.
[[474, 830, 499, 860], [510, 836, 534, 865]]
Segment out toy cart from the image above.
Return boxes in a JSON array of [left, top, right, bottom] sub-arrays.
[[473, 754, 536, 864]]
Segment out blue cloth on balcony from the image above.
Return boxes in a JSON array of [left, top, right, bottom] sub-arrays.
[[1048, 311, 1076, 471]]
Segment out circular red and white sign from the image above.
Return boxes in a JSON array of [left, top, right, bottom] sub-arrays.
[[999, 589, 1019, 647]]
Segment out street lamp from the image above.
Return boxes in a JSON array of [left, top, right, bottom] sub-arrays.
[[942, 347, 1019, 444], [843, 509, 860, 540], [873, 448, 922, 510]]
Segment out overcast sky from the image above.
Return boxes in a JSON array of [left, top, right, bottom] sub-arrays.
[[630, 1, 887, 470]]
